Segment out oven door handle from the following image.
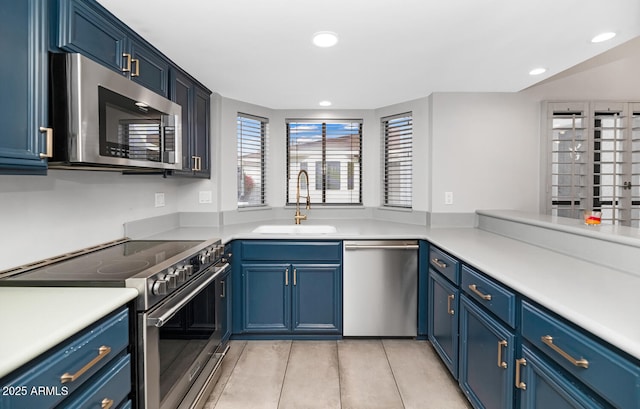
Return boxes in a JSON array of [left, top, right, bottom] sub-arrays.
[[147, 263, 230, 327]]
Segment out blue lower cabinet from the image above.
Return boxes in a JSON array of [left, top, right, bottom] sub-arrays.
[[0, 308, 131, 409], [459, 295, 515, 409], [239, 263, 342, 336], [292, 264, 341, 334], [518, 344, 606, 409], [242, 264, 291, 333], [428, 268, 459, 378], [60, 354, 131, 409]]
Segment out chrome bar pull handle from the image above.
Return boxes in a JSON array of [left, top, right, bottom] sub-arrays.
[[122, 53, 132, 72], [497, 340, 508, 368], [285, 268, 289, 286], [431, 258, 447, 269], [39, 127, 53, 158], [515, 358, 527, 390], [469, 284, 492, 301], [293, 268, 297, 286], [447, 294, 455, 315], [102, 398, 114, 409], [541, 335, 589, 368]]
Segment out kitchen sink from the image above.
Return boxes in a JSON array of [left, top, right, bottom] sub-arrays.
[[252, 224, 338, 234]]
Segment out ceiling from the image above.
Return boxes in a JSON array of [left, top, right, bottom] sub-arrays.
[[97, 0, 640, 110]]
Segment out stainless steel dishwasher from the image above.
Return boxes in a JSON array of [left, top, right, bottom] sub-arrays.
[[343, 240, 419, 337]]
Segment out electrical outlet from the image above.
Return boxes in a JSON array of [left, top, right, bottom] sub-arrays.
[[199, 190, 212, 204], [445, 191, 453, 205], [155, 192, 165, 207]]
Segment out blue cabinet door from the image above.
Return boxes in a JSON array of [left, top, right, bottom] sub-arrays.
[[292, 264, 342, 334], [428, 269, 459, 378], [129, 38, 170, 97], [0, 0, 48, 175], [57, 0, 171, 98], [169, 68, 210, 177], [519, 344, 606, 409], [241, 264, 290, 333], [57, 0, 128, 73], [459, 295, 515, 409], [192, 85, 211, 178]]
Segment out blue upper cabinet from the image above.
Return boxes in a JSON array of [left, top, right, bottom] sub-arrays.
[[128, 38, 170, 97], [0, 0, 49, 175], [55, 0, 127, 73], [55, 0, 171, 97], [169, 68, 211, 178]]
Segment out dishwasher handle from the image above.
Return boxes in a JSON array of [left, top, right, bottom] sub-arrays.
[[344, 243, 419, 250]]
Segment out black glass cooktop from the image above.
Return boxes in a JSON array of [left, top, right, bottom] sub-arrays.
[[3, 240, 202, 284]]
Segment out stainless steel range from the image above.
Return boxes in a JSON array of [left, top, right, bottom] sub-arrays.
[[0, 237, 231, 409]]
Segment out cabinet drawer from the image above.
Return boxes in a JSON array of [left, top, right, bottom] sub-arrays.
[[62, 354, 131, 409], [0, 308, 129, 409], [241, 241, 342, 261], [461, 265, 516, 328], [429, 246, 459, 284], [522, 301, 640, 409]]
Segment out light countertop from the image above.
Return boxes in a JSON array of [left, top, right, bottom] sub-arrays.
[[0, 287, 138, 379], [144, 218, 640, 360]]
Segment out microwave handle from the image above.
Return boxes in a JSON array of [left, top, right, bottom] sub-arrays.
[[146, 264, 227, 327], [162, 123, 177, 164]]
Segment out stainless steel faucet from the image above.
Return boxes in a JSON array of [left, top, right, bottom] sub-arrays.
[[295, 170, 311, 224]]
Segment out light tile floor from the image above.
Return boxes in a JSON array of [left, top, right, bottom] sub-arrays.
[[205, 339, 471, 409]]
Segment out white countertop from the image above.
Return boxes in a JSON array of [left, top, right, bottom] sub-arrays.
[[145, 218, 640, 360], [0, 287, 138, 379]]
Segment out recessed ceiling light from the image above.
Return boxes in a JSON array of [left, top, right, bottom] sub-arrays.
[[529, 67, 547, 76], [313, 31, 339, 48], [591, 32, 616, 43], [319, 100, 332, 107]]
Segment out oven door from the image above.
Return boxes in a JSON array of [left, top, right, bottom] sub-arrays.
[[140, 262, 230, 409]]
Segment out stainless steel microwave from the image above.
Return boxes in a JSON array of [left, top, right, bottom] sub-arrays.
[[49, 53, 182, 171]]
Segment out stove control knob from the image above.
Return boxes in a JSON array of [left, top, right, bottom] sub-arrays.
[[152, 280, 168, 296], [165, 273, 178, 290], [199, 251, 208, 264], [174, 267, 187, 284], [184, 264, 194, 277]]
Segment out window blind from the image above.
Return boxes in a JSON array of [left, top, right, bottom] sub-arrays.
[[548, 104, 588, 220], [237, 113, 267, 207], [631, 106, 640, 227], [547, 102, 640, 227], [382, 113, 413, 208], [286, 119, 362, 205]]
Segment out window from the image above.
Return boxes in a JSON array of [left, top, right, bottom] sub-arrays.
[[287, 120, 362, 205], [237, 113, 268, 207], [547, 102, 640, 227], [382, 113, 413, 208]]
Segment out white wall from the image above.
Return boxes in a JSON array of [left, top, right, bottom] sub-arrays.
[[0, 170, 182, 270], [429, 93, 541, 214]]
